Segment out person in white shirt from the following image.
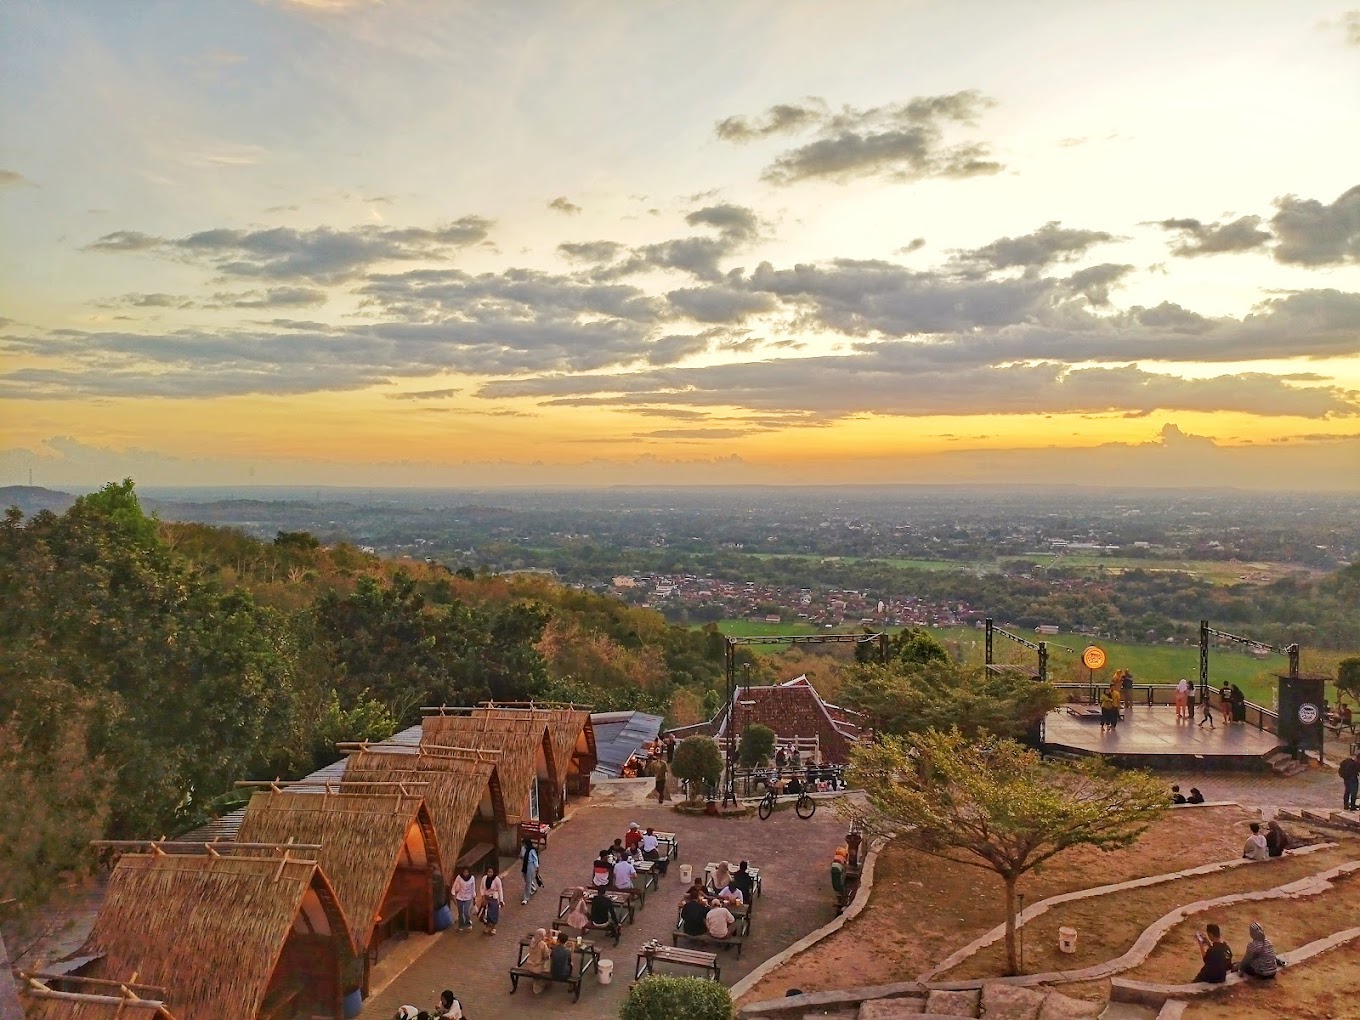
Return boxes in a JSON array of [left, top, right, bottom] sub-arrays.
[[1176, 677, 1191, 721], [1242, 822, 1270, 862], [477, 866, 504, 935], [640, 829, 660, 859], [612, 856, 637, 890], [716, 880, 744, 906], [436, 990, 463, 1020], [705, 902, 736, 938], [451, 867, 476, 931]]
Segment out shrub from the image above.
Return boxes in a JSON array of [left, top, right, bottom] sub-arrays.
[[738, 723, 776, 767], [672, 735, 723, 801], [619, 975, 734, 1020]]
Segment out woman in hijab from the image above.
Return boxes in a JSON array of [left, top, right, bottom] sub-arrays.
[[477, 864, 504, 935], [1237, 922, 1279, 979], [1265, 820, 1290, 858], [711, 861, 733, 893], [525, 927, 552, 994], [563, 889, 591, 930]]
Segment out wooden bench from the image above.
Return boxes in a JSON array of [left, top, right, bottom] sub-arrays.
[[519, 821, 550, 850], [508, 966, 582, 1001], [672, 928, 745, 956], [509, 937, 598, 1002], [675, 903, 750, 937], [635, 944, 719, 982], [257, 983, 303, 1020], [456, 842, 496, 873]]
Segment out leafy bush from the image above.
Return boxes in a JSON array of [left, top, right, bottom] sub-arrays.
[[1338, 657, 1360, 701], [619, 975, 733, 1020], [671, 735, 723, 800], [738, 723, 776, 767]]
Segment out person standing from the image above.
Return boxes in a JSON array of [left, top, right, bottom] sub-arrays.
[[1198, 685, 1216, 729], [1175, 678, 1190, 721], [1339, 750, 1359, 812], [1230, 685, 1247, 724], [451, 866, 476, 931], [652, 756, 670, 802], [1219, 683, 1232, 726], [477, 865, 504, 935], [520, 838, 540, 905], [664, 732, 677, 763]]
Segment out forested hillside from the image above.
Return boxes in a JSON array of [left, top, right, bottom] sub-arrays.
[[0, 482, 749, 931]]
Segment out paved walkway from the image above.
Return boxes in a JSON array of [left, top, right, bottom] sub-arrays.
[[358, 800, 850, 1020], [1161, 766, 1345, 810]]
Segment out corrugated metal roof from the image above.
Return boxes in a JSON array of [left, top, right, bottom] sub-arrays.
[[590, 711, 663, 777]]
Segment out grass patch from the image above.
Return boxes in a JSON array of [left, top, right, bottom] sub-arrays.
[[1182, 940, 1360, 1020], [944, 841, 1357, 980]]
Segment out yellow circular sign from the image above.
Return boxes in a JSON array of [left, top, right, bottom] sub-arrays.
[[1082, 646, 1107, 670]]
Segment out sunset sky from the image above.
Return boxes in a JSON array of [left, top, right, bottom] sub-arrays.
[[2, 0, 1359, 488]]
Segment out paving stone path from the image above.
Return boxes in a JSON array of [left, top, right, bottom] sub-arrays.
[[358, 800, 850, 1020]]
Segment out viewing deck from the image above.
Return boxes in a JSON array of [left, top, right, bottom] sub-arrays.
[[1043, 704, 1283, 770]]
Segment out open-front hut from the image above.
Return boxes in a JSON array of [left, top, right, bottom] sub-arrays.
[[234, 791, 441, 994], [465, 703, 596, 820], [344, 747, 503, 874], [70, 848, 356, 1020], [420, 709, 556, 848], [20, 976, 178, 1020]]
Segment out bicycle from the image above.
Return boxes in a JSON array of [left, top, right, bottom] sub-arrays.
[[757, 785, 815, 820]]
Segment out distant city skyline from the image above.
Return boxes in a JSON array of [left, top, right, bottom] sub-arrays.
[[2, 1, 1359, 488]]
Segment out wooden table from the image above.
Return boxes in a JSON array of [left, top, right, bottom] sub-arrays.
[[557, 887, 635, 926], [704, 863, 762, 896], [635, 860, 661, 891], [652, 830, 680, 859], [675, 901, 750, 936], [635, 944, 719, 982], [511, 934, 599, 1002]]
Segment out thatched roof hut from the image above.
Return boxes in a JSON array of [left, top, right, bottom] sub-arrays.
[[235, 792, 441, 955], [420, 711, 554, 826], [20, 976, 177, 1020], [344, 749, 501, 865], [75, 851, 355, 1020]]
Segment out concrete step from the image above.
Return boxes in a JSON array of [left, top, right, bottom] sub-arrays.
[[1097, 1005, 1159, 1020], [1265, 751, 1292, 767], [1332, 810, 1360, 828]]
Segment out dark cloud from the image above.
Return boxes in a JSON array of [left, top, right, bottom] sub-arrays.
[[548, 196, 582, 215], [646, 334, 712, 366], [666, 285, 777, 324], [221, 286, 327, 308], [478, 357, 1360, 421], [684, 203, 760, 242], [1156, 215, 1272, 256], [896, 238, 926, 254], [1270, 185, 1360, 265], [0, 169, 36, 188], [714, 102, 824, 142], [718, 91, 1002, 185], [953, 221, 1117, 271], [558, 240, 624, 263], [385, 388, 459, 400], [85, 218, 493, 283], [1064, 263, 1134, 306]]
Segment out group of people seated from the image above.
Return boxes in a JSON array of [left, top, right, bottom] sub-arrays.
[[592, 822, 668, 892], [1242, 820, 1291, 861], [1193, 921, 1283, 983], [1171, 784, 1206, 804], [521, 928, 580, 993], [561, 887, 624, 937], [674, 860, 754, 941], [393, 991, 463, 1020]]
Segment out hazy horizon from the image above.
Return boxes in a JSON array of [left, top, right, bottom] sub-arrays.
[[3, 1, 1359, 488]]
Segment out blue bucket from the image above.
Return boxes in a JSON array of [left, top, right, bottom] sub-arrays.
[[433, 904, 453, 931], [342, 990, 362, 1018]]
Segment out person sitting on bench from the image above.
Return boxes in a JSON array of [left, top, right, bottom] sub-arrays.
[[549, 932, 573, 981], [588, 890, 620, 937], [705, 900, 737, 939], [716, 878, 744, 907], [591, 852, 612, 888], [733, 861, 755, 902], [679, 887, 708, 937]]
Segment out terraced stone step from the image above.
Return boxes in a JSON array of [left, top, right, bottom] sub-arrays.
[[1097, 1005, 1159, 1020]]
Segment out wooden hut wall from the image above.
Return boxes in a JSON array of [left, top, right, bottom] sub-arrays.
[[235, 792, 438, 953], [419, 715, 553, 825], [79, 854, 354, 1020], [344, 753, 499, 865]]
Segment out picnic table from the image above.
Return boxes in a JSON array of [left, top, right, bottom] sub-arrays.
[[704, 863, 762, 896], [651, 830, 679, 859], [510, 933, 600, 1002], [675, 901, 751, 937], [635, 859, 661, 891], [556, 887, 635, 926], [635, 943, 720, 982]]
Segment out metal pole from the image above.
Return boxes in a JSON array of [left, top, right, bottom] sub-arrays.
[[1038, 642, 1048, 683], [985, 618, 994, 666], [1199, 619, 1210, 695], [723, 639, 735, 807]]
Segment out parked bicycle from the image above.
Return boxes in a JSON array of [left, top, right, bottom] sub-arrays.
[[757, 785, 815, 820]]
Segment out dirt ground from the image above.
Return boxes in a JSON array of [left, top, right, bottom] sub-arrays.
[[1183, 940, 1360, 1020], [946, 841, 1356, 979], [1127, 867, 1360, 985], [739, 806, 1267, 1003]]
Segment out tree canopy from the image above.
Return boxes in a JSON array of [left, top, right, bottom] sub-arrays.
[[672, 735, 723, 800], [850, 729, 1166, 974]]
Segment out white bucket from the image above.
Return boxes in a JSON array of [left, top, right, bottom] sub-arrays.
[[679, 864, 693, 883], [598, 959, 614, 984], [1058, 926, 1078, 954]]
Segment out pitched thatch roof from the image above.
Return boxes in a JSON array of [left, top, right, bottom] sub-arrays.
[[235, 792, 437, 949], [20, 977, 177, 1020], [420, 711, 553, 824], [78, 852, 351, 1020], [344, 750, 500, 857], [539, 707, 594, 778]]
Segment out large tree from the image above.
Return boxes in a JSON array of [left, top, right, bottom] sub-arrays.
[[839, 658, 1062, 740], [850, 729, 1166, 974]]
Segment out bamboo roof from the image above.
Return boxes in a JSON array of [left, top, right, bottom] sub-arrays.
[[542, 707, 595, 774], [21, 976, 178, 1020], [235, 792, 438, 950], [420, 711, 554, 825], [344, 750, 500, 856], [77, 852, 352, 1020]]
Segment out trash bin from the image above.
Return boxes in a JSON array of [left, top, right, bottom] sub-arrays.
[[1058, 926, 1078, 954], [598, 959, 614, 984], [679, 864, 693, 884]]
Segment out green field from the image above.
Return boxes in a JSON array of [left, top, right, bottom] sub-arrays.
[[743, 552, 981, 572], [712, 620, 1349, 708]]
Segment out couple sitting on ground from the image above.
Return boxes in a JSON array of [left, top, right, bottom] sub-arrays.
[[1242, 820, 1291, 861], [1193, 921, 1283, 983]]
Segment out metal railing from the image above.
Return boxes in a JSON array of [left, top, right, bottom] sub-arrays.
[[1052, 683, 1279, 734]]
